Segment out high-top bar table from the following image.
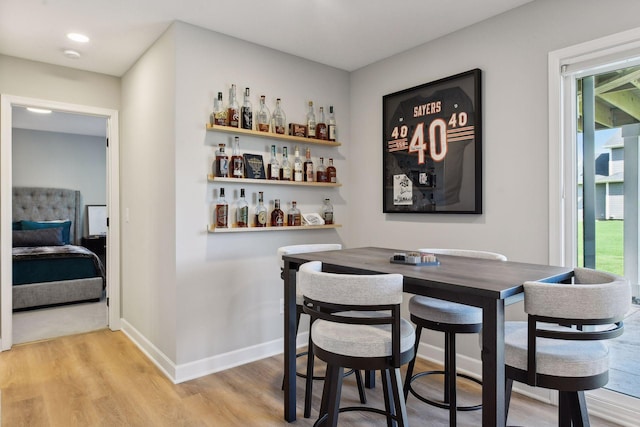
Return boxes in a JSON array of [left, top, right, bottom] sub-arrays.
[[282, 247, 574, 425]]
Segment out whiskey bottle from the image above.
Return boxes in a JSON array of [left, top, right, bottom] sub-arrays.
[[241, 87, 253, 130], [257, 95, 270, 132], [227, 84, 240, 128], [327, 158, 337, 183], [215, 188, 229, 228], [271, 199, 284, 227], [213, 92, 227, 126], [293, 146, 304, 182], [255, 191, 268, 227], [236, 188, 249, 227], [303, 147, 314, 182], [306, 101, 317, 138], [328, 105, 337, 141], [267, 144, 280, 180], [287, 201, 301, 226], [316, 157, 328, 182], [214, 143, 229, 177], [280, 146, 292, 181], [230, 136, 244, 178], [322, 198, 334, 225], [272, 98, 286, 135], [316, 106, 328, 140]]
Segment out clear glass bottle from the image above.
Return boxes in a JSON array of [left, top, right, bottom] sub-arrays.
[[304, 147, 314, 182], [316, 157, 328, 182], [328, 105, 337, 141], [280, 146, 292, 181], [257, 95, 271, 132], [316, 106, 328, 140], [271, 198, 284, 227], [287, 200, 301, 226], [327, 158, 337, 183], [214, 143, 229, 177], [236, 188, 249, 227], [272, 98, 286, 135], [230, 136, 244, 178], [322, 198, 334, 225], [293, 146, 304, 182], [306, 101, 317, 138], [255, 191, 268, 227], [241, 87, 253, 130], [215, 188, 228, 228], [227, 84, 240, 128], [213, 92, 227, 126], [268, 144, 280, 180]]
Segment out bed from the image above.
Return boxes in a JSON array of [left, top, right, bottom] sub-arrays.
[[12, 187, 105, 310]]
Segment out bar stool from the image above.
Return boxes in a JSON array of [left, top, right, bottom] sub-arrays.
[[404, 248, 507, 427], [277, 244, 366, 418]]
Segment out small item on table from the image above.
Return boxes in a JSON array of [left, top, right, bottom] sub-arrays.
[[392, 252, 406, 261], [420, 252, 438, 263]]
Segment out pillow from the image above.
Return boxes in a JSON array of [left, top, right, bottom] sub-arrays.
[[12, 221, 21, 230], [13, 228, 65, 247], [20, 220, 72, 244]]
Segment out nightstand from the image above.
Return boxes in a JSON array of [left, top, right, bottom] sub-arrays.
[[82, 235, 106, 268]]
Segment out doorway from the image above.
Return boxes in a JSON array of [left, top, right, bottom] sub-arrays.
[[0, 94, 121, 350]]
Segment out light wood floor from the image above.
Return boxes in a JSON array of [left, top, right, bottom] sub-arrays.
[[0, 330, 623, 426]]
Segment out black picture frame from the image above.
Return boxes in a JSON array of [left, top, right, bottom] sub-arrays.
[[243, 154, 266, 179], [382, 69, 482, 214]]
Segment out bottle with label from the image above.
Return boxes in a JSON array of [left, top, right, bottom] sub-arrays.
[[255, 191, 268, 227], [271, 199, 284, 227], [316, 106, 328, 140], [230, 137, 244, 178], [304, 147, 314, 182], [236, 188, 249, 227], [257, 95, 270, 132], [272, 98, 286, 135], [293, 146, 304, 182], [328, 105, 337, 141], [280, 146, 292, 181], [316, 157, 328, 182], [241, 87, 252, 130], [214, 143, 229, 177], [227, 84, 240, 128], [287, 201, 301, 226], [267, 144, 280, 180], [306, 101, 317, 138], [213, 92, 227, 126], [322, 198, 334, 225], [215, 188, 229, 228], [327, 158, 337, 183]]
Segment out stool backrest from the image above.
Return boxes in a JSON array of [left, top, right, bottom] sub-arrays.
[[417, 248, 507, 261]]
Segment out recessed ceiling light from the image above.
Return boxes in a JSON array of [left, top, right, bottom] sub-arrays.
[[63, 49, 81, 59], [26, 107, 52, 114], [67, 32, 90, 43]]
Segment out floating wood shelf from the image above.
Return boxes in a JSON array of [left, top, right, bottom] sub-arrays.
[[206, 124, 341, 147]]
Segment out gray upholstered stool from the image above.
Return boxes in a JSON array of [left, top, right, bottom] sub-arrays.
[[404, 248, 507, 427]]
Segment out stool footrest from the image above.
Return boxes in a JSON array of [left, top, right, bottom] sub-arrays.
[[407, 370, 482, 412]]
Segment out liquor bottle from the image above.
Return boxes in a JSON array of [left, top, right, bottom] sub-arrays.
[[280, 146, 292, 181], [328, 105, 337, 141], [267, 144, 280, 180], [322, 198, 334, 225], [227, 84, 240, 128], [316, 106, 328, 140], [213, 92, 227, 126], [236, 188, 249, 227], [327, 158, 337, 183], [241, 87, 253, 130], [316, 157, 328, 182], [230, 136, 244, 178], [257, 95, 270, 132], [215, 188, 229, 228], [255, 191, 268, 227], [214, 143, 229, 177], [272, 98, 286, 135], [271, 199, 284, 227], [293, 146, 304, 182], [287, 200, 301, 226], [304, 147, 314, 182], [306, 101, 317, 139]]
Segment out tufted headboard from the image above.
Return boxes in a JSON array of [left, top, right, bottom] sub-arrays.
[[12, 187, 82, 245]]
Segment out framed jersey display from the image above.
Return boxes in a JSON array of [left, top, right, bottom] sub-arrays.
[[383, 69, 482, 214]]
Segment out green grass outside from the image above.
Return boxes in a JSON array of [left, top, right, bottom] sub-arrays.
[[577, 220, 624, 275]]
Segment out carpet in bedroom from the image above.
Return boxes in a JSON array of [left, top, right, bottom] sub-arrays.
[[12, 297, 108, 344]]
